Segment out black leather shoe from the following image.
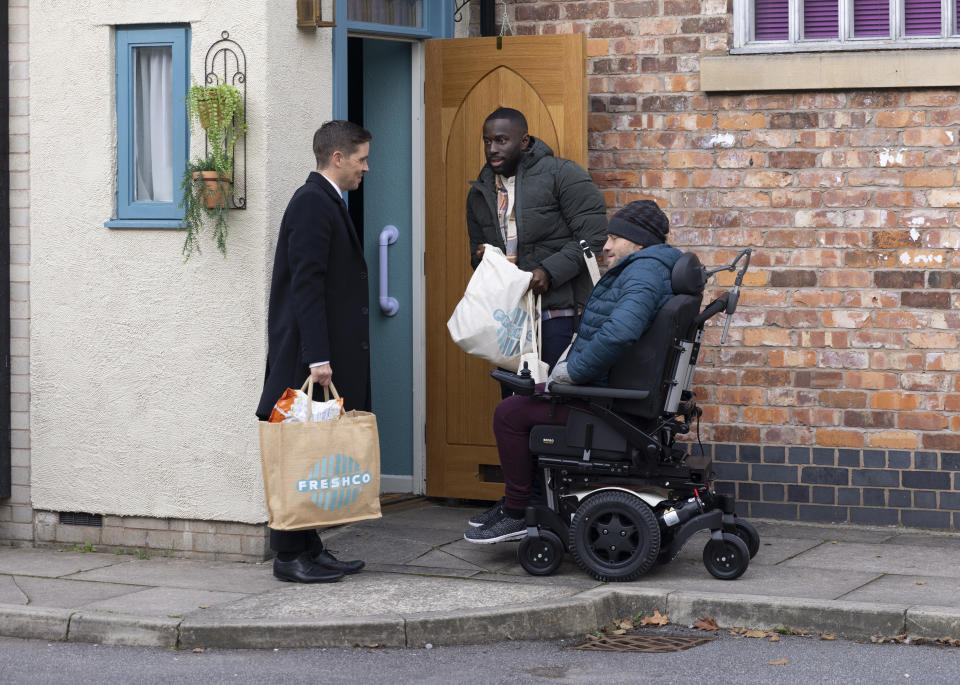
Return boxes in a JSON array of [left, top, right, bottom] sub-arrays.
[[273, 553, 344, 583], [312, 548, 365, 574]]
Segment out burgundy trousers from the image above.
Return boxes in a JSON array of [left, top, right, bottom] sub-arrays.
[[494, 386, 582, 511]]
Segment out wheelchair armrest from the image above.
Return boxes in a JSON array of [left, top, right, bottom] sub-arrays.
[[549, 383, 650, 401], [490, 369, 536, 395]]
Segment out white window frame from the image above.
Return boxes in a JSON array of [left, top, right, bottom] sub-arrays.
[[733, 0, 960, 53]]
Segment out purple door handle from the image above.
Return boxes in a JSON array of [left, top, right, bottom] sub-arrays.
[[378, 225, 399, 317]]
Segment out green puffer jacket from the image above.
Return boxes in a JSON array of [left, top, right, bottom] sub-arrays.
[[466, 138, 607, 312]]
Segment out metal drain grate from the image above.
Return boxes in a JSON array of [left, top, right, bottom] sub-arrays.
[[571, 633, 714, 653]]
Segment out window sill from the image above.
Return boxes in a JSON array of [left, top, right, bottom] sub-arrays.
[[701, 48, 960, 92], [105, 219, 184, 229]]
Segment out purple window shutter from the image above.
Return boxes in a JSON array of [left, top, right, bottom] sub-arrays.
[[804, 0, 839, 39], [904, 0, 942, 36], [755, 0, 789, 40], [853, 0, 890, 37]]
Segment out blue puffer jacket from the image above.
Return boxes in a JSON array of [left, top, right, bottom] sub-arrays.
[[566, 243, 682, 384]]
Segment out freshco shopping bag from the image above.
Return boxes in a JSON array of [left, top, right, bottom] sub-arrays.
[[447, 244, 534, 369], [259, 380, 381, 530]]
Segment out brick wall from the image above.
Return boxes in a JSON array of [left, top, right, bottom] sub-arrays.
[[1, 0, 32, 546], [473, 1, 960, 528]]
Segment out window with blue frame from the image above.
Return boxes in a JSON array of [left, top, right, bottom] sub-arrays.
[[106, 26, 189, 228]]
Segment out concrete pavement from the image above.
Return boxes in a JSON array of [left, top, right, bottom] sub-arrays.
[[2, 498, 960, 649]]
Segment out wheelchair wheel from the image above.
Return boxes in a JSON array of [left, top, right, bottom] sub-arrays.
[[517, 530, 565, 576], [569, 491, 660, 582], [702, 533, 750, 580], [732, 518, 760, 559]]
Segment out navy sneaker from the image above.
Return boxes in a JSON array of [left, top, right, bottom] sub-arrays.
[[464, 506, 526, 544], [468, 497, 505, 528]]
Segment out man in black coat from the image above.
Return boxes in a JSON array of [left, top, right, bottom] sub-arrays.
[[256, 120, 372, 583]]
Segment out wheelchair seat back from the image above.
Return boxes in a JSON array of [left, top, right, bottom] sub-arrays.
[[607, 252, 706, 419]]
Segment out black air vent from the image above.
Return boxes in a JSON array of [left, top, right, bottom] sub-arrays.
[[58, 512, 103, 527]]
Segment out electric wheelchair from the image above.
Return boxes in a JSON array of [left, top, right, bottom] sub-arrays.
[[492, 247, 758, 582]]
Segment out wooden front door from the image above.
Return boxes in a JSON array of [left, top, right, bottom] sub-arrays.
[[424, 34, 588, 500]]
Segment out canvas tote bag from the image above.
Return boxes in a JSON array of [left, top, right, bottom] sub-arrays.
[[447, 244, 534, 369], [517, 292, 549, 384], [259, 379, 382, 530]]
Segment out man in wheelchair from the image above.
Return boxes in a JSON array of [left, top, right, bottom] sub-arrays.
[[462, 200, 759, 582]]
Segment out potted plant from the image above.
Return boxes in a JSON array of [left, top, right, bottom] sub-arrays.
[[179, 81, 246, 259]]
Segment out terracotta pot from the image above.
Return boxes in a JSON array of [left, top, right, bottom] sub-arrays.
[[193, 171, 232, 209]]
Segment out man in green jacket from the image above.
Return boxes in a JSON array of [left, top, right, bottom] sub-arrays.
[[466, 107, 607, 370]]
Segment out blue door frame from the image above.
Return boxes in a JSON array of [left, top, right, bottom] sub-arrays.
[[332, 1, 453, 120]]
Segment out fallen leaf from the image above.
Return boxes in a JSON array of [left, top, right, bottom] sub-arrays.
[[611, 629, 627, 635], [198, 605, 210, 609], [640, 609, 669, 627], [831, 540, 839, 544], [821, 633, 836, 641], [615, 618, 634, 631], [916, 581, 926, 585], [745, 629, 768, 638], [768, 658, 788, 666], [876, 555, 882, 558], [356, 531, 367, 537], [586, 633, 600, 640], [769, 634, 780, 642], [692, 616, 719, 631], [192, 648, 204, 653]]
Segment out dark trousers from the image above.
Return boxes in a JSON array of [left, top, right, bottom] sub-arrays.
[[494, 389, 586, 511], [270, 528, 322, 555]]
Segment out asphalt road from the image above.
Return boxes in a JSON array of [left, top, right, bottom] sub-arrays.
[[1, 632, 959, 684]]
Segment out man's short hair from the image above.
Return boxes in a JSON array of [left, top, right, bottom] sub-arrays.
[[313, 120, 372, 168], [484, 107, 528, 133]]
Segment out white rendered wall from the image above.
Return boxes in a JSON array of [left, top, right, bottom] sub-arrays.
[[29, 2, 333, 522]]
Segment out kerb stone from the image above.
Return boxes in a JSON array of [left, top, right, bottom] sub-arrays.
[[667, 591, 906, 639], [180, 615, 406, 649], [69, 612, 181, 648], [0, 604, 71, 640]]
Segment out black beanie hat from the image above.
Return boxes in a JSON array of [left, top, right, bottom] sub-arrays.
[[606, 200, 670, 247]]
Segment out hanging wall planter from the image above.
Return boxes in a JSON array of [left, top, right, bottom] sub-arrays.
[[178, 31, 247, 260]]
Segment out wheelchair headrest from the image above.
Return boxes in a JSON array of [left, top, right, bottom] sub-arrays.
[[671, 252, 707, 295]]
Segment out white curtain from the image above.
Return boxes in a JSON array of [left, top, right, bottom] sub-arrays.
[[133, 46, 173, 202]]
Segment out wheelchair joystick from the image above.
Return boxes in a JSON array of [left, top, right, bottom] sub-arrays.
[[519, 362, 532, 379]]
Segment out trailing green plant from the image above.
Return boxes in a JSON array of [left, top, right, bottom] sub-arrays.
[[179, 80, 246, 260], [186, 80, 246, 176], [179, 156, 230, 259]]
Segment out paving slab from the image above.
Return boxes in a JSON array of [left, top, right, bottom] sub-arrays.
[[838, 574, 960, 608], [365, 561, 480, 578], [313, 530, 438, 566], [642, 560, 881, 600], [8, 576, 145, 609], [668, 530, 823, 566], [437, 539, 520, 572], [0, 548, 130, 578], [407, 549, 487, 572], [69, 558, 278, 593], [195, 573, 577, 620], [0, 575, 28, 604], [750, 521, 897, 544], [78, 586, 249, 617], [884, 533, 960, 550], [780, 541, 960, 578]]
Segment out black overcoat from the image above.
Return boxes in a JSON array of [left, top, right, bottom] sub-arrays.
[[256, 172, 371, 418]]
